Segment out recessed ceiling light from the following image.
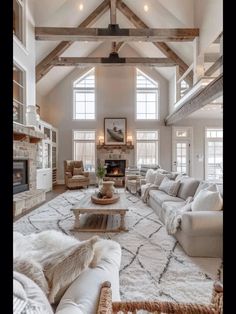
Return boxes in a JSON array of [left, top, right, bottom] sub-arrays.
[[79, 3, 84, 11], [144, 4, 149, 12]]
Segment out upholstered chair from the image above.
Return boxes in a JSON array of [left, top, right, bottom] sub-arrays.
[[64, 160, 89, 189]]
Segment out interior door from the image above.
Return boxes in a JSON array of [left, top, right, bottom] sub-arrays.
[[172, 140, 190, 175]]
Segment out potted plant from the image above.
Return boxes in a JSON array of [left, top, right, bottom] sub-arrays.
[[96, 164, 106, 188]]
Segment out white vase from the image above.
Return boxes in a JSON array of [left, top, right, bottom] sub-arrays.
[[100, 181, 115, 197]]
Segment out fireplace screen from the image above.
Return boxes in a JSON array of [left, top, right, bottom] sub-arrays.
[[105, 160, 126, 177], [13, 160, 29, 194]]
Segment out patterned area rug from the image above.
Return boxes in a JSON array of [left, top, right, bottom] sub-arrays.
[[14, 188, 222, 305]]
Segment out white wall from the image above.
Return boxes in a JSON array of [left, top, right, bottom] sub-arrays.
[[174, 118, 223, 180], [40, 50, 172, 180], [13, 0, 36, 110], [194, 0, 223, 54]]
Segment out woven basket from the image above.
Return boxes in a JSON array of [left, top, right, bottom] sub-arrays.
[[97, 281, 223, 314]]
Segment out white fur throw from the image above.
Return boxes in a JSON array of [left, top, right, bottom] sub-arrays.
[[13, 230, 101, 305], [141, 184, 159, 203], [165, 202, 192, 234]]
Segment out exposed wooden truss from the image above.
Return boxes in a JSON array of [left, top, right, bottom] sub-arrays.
[[36, 0, 110, 82], [205, 56, 223, 76], [116, 0, 193, 85], [50, 56, 176, 67], [35, 27, 199, 42], [165, 73, 223, 125], [110, 0, 117, 53]]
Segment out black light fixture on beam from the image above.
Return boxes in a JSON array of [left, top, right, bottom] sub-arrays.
[[101, 51, 125, 63]]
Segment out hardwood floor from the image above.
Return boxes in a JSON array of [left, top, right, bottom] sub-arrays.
[[13, 185, 67, 222]]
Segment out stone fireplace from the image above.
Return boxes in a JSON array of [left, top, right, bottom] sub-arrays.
[[13, 123, 46, 217]]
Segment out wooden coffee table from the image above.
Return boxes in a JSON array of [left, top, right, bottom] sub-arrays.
[[71, 193, 128, 232]]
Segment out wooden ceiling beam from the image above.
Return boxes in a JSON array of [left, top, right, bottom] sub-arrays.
[[116, 0, 193, 86], [165, 73, 223, 125], [50, 56, 176, 67], [35, 27, 199, 42], [36, 0, 110, 82], [204, 53, 220, 63]]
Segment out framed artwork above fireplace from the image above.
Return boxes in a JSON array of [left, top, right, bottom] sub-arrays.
[[104, 118, 126, 145]]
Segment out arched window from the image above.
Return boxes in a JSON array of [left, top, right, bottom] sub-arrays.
[[136, 69, 159, 120], [73, 68, 95, 120]]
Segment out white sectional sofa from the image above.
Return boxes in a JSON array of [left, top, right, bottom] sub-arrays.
[[141, 171, 223, 257]]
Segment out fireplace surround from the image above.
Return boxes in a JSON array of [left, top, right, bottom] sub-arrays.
[[13, 159, 29, 194]]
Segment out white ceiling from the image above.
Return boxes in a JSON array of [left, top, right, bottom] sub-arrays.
[[34, 0, 196, 96]]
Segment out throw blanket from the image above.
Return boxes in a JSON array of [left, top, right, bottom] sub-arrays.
[[141, 183, 159, 203], [165, 201, 192, 235]]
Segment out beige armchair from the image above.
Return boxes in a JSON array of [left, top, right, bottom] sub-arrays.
[[64, 160, 89, 189]]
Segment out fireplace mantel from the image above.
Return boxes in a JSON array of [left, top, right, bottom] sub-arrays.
[[13, 122, 45, 143], [97, 144, 134, 151]]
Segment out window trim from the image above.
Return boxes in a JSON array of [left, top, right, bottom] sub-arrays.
[[13, 0, 27, 50], [13, 59, 27, 125], [72, 68, 96, 121], [204, 127, 223, 182], [135, 129, 160, 167], [72, 129, 96, 172], [135, 68, 160, 121]]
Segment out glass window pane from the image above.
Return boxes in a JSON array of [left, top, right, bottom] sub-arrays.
[[13, 0, 23, 42], [137, 102, 146, 113], [147, 93, 156, 101], [137, 93, 146, 101], [146, 113, 156, 119], [137, 113, 146, 119], [147, 102, 156, 113]]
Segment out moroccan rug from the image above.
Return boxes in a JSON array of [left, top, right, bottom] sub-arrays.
[[14, 188, 222, 305]]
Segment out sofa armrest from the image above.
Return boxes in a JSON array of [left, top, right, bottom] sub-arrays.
[[181, 211, 223, 236], [83, 172, 89, 177]]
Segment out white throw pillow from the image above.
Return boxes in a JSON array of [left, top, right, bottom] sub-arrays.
[[145, 169, 157, 184], [154, 172, 166, 187], [191, 189, 223, 211], [159, 176, 181, 197]]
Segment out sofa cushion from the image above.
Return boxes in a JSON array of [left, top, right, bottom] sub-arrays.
[[194, 181, 218, 198], [192, 190, 223, 211], [159, 177, 181, 197], [149, 190, 183, 205], [177, 177, 200, 200], [73, 167, 83, 175], [154, 172, 166, 187], [70, 175, 88, 181], [145, 169, 157, 184]]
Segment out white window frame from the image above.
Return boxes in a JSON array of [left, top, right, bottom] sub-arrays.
[[73, 68, 96, 120], [13, 0, 27, 50], [135, 130, 159, 167], [13, 60, 26, 125], [135, 68, 159, 121], [72, 129, 96, 172], [204, 127, 223, 182]]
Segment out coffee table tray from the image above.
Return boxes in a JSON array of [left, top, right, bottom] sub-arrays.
[[91, 194, 120, 205]]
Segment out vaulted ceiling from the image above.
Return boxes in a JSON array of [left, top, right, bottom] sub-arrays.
[[33, 0, 197, 96]]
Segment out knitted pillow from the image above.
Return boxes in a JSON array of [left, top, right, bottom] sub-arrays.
[[73, 167, 83, 175], [154, 172, 166, 187], [159, 176, 181, 197], [145, 169, 157, 184]]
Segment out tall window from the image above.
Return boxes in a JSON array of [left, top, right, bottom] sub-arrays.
[[13, 0, 25, 45], [13, 63, 25, 124], [73, 68, 95, 120], [205, 128, 223, 182], [73, 130, 96, 171], [136, 69, 159, 120], [136, 130, 159, 167]]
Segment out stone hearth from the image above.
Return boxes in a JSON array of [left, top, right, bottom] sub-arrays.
[[13, 123, 46, 217]]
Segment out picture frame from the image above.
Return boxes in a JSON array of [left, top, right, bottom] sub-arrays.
[[104, 118, 127, 145]]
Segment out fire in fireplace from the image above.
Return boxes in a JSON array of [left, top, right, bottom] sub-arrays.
[[13, 160, 29, 194], [105, 160, 126, 177]]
